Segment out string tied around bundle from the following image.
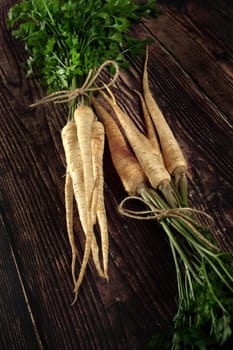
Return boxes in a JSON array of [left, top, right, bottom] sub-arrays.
[[118, 195, 218, 251], [30, 60, 119, 107]]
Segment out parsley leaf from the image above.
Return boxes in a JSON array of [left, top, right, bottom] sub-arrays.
[[8, 0, 159, 92]]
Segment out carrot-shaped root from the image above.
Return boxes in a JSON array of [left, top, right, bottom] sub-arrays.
[[64, 171, 77, 285], [73, 115, 104, 280], [134, 89, 161, 157], [99, 92, 178, 207], [62, 120, 104, 302], [74, 104, 95, 211], [91, 120, 109, 279], [62, 121, 90, 300], [134, 89, 179, 207], [99, 92, 169, 189], [143, 47, 188, 205], [93, 97, 147, 196], [72, 104, 96, 298], [65, 168, 103, 284]]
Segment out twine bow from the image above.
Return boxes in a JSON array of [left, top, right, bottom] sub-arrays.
[[30, 60, 119, 107], [118, 195, 218, 251]]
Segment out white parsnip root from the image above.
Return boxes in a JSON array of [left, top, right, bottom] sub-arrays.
[[142, 47, 187, 177], [91, 120, 109, 280], [142, 47, 188, 204], [62, 105, 108, 302], [93, 97, 147, 196], [100, 92, 171, 190]]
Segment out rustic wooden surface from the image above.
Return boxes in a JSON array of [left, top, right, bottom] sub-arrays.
[[0, 0, 233, 349]]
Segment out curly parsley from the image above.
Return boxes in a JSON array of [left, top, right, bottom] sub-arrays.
[[8, 0, 158, 92]]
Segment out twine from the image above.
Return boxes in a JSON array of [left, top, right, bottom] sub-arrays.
[[118, 196, 218, 251], [30, 60, 119, 107]]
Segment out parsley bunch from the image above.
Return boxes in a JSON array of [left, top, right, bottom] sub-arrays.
[[8, 0, 158, 93]]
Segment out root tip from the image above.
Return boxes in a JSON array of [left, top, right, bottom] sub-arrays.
[[71, 293, 78, 306], [104, 273, 109, 282]]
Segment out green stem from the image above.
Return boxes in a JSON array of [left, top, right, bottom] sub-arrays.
[[204, 255, 233, 292], [160, 220, 199, 285], [202, 261, 228, 313], [141, 189, 202, 283], [68, 76, 77, 121]]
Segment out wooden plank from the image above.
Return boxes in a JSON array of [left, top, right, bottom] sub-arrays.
[[1, 0, 233, 349], [0, 202, 42, 350], [161, 1, 233, 65], [213, 0, 233, 18], [144, 0, 233, 120]]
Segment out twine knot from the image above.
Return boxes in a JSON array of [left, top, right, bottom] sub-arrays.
[[118, 195, 218, 251], [30, 60, 119, 107]]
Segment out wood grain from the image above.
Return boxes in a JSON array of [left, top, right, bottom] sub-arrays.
[[0, 208, 43, 350], [145, 1, 233, 120], [1, 1, 233, 349]]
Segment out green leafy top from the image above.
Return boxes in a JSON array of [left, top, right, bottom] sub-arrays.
[[8, 0, 158, 93]]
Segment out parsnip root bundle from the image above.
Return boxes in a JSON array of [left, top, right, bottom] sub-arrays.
[[92, 97, 147, 196], [100, 93, 170, 186], [133, 89, 161, 157], [61, 104, 108, 302], [91, 120, 109, 280], [98, 91, 178, 208], [142, 47, 188, 204], [92, 55, 233, 350]]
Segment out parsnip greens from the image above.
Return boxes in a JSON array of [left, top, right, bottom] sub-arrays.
[[8, 0, 157, 94]]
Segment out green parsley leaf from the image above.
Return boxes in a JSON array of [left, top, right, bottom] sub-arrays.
[[8, 0, 159, 92]]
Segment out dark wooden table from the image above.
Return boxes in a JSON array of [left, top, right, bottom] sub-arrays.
[[1, 1, 233, 349]]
